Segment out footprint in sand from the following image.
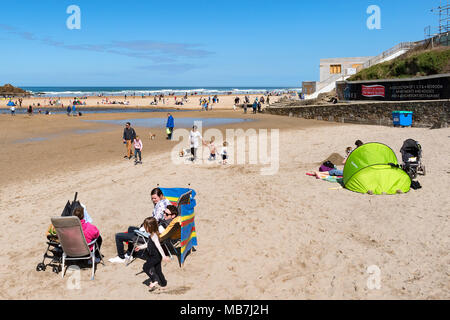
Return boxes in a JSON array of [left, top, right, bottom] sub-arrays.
[[153, 286, 191, 295]]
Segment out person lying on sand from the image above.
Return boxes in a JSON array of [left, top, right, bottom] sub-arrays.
[[310, 169, 343, 179]]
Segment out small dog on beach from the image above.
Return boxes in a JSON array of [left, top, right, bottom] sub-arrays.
[[149, 132, 156, 140], [179, 148, 191, 157]]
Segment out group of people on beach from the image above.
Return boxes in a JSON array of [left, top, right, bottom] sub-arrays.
[[47, 187, 174, 291], [107, 187, 179, 291], [122, 115, 228, 165], [198, 95, 219, 111], [187, 125, 228, 164], [121, 114, 176, 165], [233, 95, 269, 113], [310, 140, 364, 179], [123, 122, 144, 165]]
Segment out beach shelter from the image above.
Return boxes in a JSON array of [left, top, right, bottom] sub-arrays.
[[343, 143, 411, 195], [159, 187, 197, 266], [7, 101, 15, 106]]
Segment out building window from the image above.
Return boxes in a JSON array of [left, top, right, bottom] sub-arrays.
[[330, 64, 342, 74], [352, 64, 363, 71]]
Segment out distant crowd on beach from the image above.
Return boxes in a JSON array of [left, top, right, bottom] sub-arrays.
[[232, 95, 269, 113], [3, 89, 291, 110]]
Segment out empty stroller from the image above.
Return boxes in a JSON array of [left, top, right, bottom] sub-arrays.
[[400, 139, 426, 179], [36, 192, 84, 274]]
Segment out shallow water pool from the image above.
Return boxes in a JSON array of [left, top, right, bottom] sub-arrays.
[[84, 117, 254, 128]]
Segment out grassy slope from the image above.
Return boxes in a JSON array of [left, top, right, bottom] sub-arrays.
[[348, 47, 450, 81]]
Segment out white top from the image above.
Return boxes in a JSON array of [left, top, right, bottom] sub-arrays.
[[221, 146, 228, 155], [81, 203, 93, 224], [152, 198, 171, 222], [137, 233, 166, 258], [189, 130, 202, 148]]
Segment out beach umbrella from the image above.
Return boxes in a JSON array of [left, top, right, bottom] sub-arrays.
[[343, 143, 411, 195]]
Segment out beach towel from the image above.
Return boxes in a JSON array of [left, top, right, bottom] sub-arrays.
[[306, 172, 343, 184]]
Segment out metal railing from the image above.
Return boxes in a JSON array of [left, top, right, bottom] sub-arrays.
[[316, 73, 347, 91], [362, 42, 416, 69]]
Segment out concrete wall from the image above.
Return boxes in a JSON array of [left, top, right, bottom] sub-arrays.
[[264, 100, 450, 128], [320, 57, 373, 82]]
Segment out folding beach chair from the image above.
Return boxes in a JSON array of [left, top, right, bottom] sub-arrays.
[[125, 229, 150, 266], [36, 192, 87, 275], [51, 216, 103, 280]]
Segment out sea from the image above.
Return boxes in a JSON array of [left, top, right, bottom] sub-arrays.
[[21, 87, 302, 97]]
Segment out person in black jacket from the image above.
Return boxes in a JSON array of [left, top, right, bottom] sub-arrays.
[[123, 122, 136, 159], [135, 217, 170, 291]]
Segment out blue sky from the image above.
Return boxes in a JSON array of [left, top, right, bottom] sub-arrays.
[[0, 0, 438, 87]]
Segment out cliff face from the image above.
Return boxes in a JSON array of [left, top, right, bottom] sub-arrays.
[[0, 84, 30, 96]]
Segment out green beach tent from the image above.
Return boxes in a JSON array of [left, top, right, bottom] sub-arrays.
[[343, 143, 411, 195]]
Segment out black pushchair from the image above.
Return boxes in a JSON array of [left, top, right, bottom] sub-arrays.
[[36, 192, 84, 274], [400, 139, 426, 179]]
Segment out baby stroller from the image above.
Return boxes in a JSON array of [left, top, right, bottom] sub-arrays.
[[36, 192, 83, 274], [400, 139, 426, 179]]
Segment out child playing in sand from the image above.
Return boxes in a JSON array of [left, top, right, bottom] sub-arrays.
[[133, 136, 143, 165], [221, 141, 228, 165]]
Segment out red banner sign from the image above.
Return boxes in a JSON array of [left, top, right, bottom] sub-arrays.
[[362, 85, 385, 97]]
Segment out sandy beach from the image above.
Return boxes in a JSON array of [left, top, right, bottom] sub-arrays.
[[0, 93, 287, 112], [0, 110, 448, 300]]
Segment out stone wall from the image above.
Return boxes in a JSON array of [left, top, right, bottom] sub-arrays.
[[264, 100, 450, 128]]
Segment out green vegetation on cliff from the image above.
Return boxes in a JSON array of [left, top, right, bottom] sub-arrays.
[[348, 48, 450, 81]]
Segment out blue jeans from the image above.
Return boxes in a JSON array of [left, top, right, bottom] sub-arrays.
[[134, 149, 142, 161], [329, 168, 343, 176]]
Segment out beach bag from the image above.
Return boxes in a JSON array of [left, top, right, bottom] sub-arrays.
[[411, 180, 422, 190], [320, 161, 335, 172]]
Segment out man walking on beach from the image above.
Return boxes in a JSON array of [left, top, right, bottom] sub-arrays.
[[123, 122, 137, 159], [189, 125, 203, 162], [166, 113, 174, 140]]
